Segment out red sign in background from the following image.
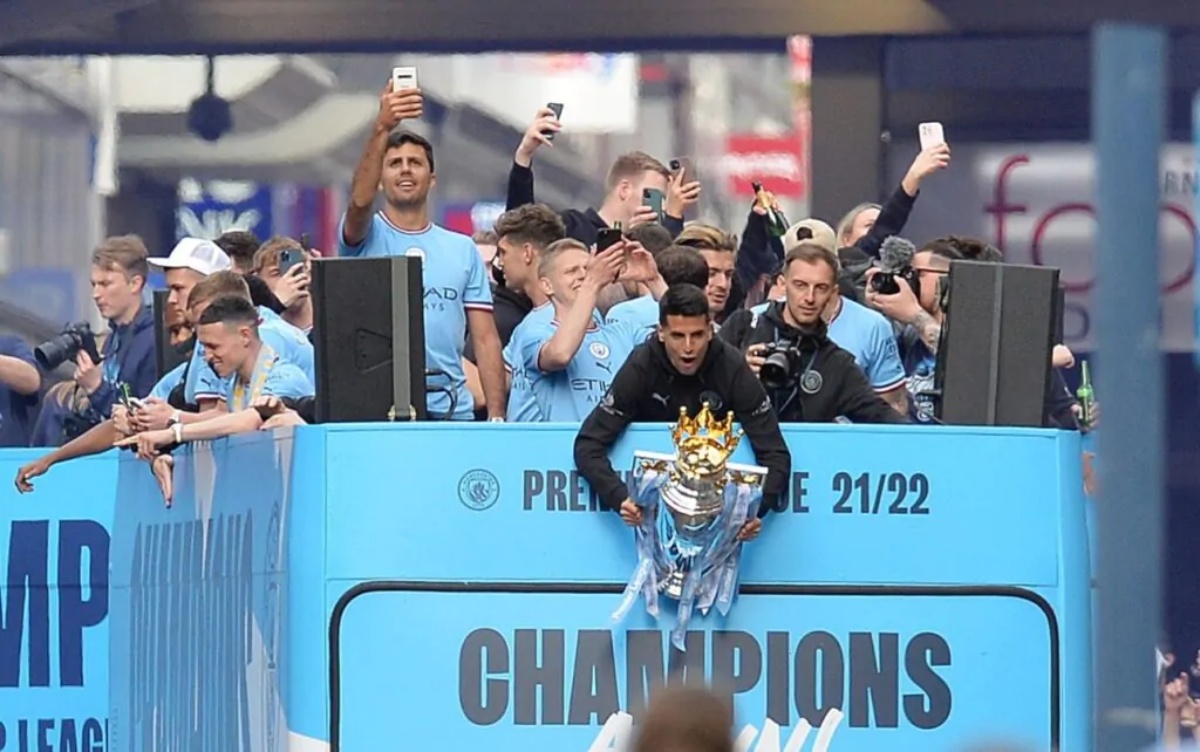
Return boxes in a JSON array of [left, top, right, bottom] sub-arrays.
[[722, 134, 806, 199]]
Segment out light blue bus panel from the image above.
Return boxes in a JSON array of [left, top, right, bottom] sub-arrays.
[[0, 450, 114, 752], [99, 423, 1091, 752]]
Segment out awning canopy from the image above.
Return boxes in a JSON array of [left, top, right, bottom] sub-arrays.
[[2, 0, 1199, 56]]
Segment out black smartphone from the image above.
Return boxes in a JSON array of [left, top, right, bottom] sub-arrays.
[[596, 226, 623, 253], [545, 102, 564, 141]]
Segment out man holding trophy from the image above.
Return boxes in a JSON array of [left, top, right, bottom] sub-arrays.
[[574, 284, 791, 646]]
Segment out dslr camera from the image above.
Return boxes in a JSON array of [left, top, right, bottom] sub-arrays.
[[869, 265, 914, 296], [35, 322, 102, 371], [759, 342, 803, 391], [868, 235, 919, 297]]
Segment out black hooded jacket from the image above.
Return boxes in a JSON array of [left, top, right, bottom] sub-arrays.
[[720, 302, 907, 425], [573, 336, 791, 518]]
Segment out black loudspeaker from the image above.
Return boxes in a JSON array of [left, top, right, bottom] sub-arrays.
[[152, 291, 187, 379], [1053, 283, 1066, 346], [310, 256, 426, 423], [934, 261, 1060, 427]]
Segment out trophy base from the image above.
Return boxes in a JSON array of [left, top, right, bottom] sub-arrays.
[[659, 570, 686, 599]]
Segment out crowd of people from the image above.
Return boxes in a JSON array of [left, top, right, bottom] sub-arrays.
[[0, 69, 1157, 751], [2, 79, 1095, 506]]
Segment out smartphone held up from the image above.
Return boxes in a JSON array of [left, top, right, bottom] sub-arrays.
[[278, 248, 304, 278], [918, 121, 946, 151], [642, 188, 666, 223], [544, 102, 564, 141], [670, 157, 697, 185], [596, 224, 623, 254], [392, 66, 418, 91]]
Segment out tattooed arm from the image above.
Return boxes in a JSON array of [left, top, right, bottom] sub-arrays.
[[912, 310, 943, 353], [864, 270, 941, 352]]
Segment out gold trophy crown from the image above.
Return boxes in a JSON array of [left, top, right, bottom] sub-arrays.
[[670, 402, 742, 482]]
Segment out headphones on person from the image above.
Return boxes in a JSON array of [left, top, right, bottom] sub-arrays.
[[937, 274, 951, 312]]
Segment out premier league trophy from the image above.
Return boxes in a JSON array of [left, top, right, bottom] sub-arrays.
[[612, 403, 767, 650]]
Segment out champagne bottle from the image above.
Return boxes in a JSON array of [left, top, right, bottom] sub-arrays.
[[752, 182, 789, 237], [1076, 360, 1094, 429]]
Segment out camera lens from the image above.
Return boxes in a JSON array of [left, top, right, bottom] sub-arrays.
[[870, 272, 900, 295], [34, 331, 81, 371], [760, 352, 793, 391]]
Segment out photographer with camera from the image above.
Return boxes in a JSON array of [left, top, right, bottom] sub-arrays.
[[864, 238, 961, 424], [14, 315, 194, 494], [33, 236, 158, 444], [720, 243, 906, 425]]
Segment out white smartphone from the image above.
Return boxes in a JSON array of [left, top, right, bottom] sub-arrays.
[[392, 66, 418, 91], [918, 122, 946, 150]]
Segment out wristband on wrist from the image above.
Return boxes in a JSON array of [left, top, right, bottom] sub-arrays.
[[168, 410, 182, 427], [172, 423, 184, 444]]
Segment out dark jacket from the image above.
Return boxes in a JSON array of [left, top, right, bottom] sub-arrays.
[[720, 302, 907, 425], [87, 305, 158, 418], [722, 210, 784, 316], [464, 282, 533, 421], [574, 336, 791, 518], [1045, 369, 1080, 430], [490, 284, 533, 350], [0, 335, 39, 447], [857, 183, 918, 258], [506, 162, 685, 246]]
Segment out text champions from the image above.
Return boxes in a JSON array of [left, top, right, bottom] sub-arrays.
[[458, 628, 952, 735]]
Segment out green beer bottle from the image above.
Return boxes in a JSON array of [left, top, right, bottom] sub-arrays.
[[1076, 360, 1095, 430], [752, 182, 789, 238]]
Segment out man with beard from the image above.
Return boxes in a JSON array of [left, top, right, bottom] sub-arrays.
[[338, 81, 506, 421], [721, 243, 905, 425]]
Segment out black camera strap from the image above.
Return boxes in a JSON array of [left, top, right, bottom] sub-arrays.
[[749, 310, 823, 419], [747, 310, 776, 348]]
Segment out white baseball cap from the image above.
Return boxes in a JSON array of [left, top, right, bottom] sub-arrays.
[[148, 237, 232, 276], [782, 218, 838, 255]]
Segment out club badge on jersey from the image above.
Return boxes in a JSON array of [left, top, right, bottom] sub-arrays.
[[611, 403, 765, 650]]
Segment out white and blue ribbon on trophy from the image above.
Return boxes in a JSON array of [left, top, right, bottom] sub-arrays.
[[611, 464, 669, 624], [611, 453, 763, 651]]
